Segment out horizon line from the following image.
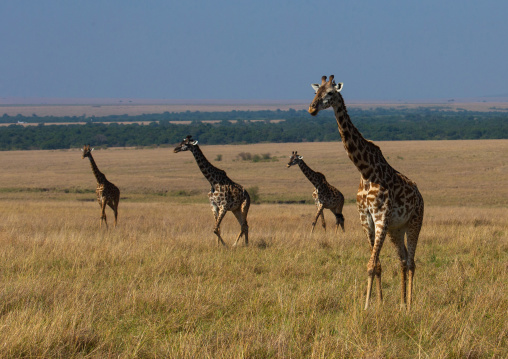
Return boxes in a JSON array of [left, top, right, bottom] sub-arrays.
[[1, 95, 508, 107]]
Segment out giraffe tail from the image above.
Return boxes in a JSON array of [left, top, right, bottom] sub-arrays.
[[242, 189, 251, 215], [335, 213, 345, 232], [240, 189, 250, 246]]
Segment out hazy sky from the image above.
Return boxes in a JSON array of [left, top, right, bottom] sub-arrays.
[[1, 1, 507, 101]]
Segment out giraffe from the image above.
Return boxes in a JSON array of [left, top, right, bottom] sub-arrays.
[[287, 151, 345, 235], [81, 145, 120, 228], [308, 76, 424, 310], [174, 135, 250, 247]]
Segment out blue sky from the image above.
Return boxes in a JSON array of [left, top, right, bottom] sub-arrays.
[[1, 0, 507, 101]]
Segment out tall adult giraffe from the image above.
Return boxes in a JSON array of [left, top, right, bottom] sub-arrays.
[[174, 135, 250, 247], [287, 151, 345, 235], [308, 76, 424, 310], [81, 145, 120, 228]]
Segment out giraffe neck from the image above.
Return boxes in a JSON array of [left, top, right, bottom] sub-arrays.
[[189, 145, 228, 185], [332, 94, 390, 181], [297, 160, 322, 187], [87, 155, 106, 184]]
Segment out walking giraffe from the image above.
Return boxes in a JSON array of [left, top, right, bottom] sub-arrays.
[[81, 145, 120, 228], [174, 136, 250, 247], [287, 151, 345, 235], [308, 76, 424, 310]]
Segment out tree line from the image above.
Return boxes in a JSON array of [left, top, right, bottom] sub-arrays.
[[1, 108, 507, 150]]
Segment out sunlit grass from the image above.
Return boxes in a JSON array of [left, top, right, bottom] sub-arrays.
[[0, 141, 507, 357], [0, 200, 506, 357]]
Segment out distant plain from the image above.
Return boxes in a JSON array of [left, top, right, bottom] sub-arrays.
[[2, 99, 508, 117]]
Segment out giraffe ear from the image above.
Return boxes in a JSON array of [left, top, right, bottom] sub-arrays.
[[91, 148, 94, 152], [298, 155, 303, 160], [311, 84, 320, 92], [81, 148, 84, 152], [335, 82, 343, 92], [192, 141, 198, 145]]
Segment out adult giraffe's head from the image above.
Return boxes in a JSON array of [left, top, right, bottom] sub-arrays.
[[174, 135, 198, 153], [81, 144, 93, 159], [287, 151, 303, 168], [308, 75, 343, 116]]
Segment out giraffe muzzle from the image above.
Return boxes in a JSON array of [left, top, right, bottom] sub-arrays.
[[308, 106, 318, 116]]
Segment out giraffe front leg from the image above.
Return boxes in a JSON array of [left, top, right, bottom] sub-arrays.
[[365, 258, 383, 310], [365, 221, 388, 310], [100, 200, 108, 229], [311, 204, 325, 235], [213, 207, 228, 247], [209, 197, 221, 237], [320, 210, 326, 231], [361, 209, 387, 310]]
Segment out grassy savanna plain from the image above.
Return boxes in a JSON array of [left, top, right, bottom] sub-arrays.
[[2, 99, 508, 117], [0, 140, 507, 358]]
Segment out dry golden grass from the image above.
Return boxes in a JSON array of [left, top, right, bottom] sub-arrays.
[[0, 140, 507, 357], [1, 140, 507, 207]]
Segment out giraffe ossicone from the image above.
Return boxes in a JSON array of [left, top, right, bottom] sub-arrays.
[[308, 76, 424, 311]]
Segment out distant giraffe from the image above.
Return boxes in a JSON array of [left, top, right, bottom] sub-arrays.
[[81, 145, 120, 228], [287, 151, 345, 235], [309, 76, 424, 310], [174, 135, 250, 246]]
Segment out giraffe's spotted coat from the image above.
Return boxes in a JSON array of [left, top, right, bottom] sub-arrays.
[[81, 145, 120, 228], [174, 136, 250, 247], [309, 76, 424, 310], [287, 151, 345, 234]]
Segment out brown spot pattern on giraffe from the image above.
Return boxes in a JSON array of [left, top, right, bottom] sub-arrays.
[[287, 151, 345, 234], [81, 145, 120, 228], [174, 136, 250, 247], [308, 75, 424, 310]]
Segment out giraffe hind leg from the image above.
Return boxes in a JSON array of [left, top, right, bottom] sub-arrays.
[[375, 260, 383, 305], [388, 228, 409, 308], [232, 208, 249, 247], [108, 198, 119, 227], [114, 190, 120, 227], [406, 213, 423, 311]]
